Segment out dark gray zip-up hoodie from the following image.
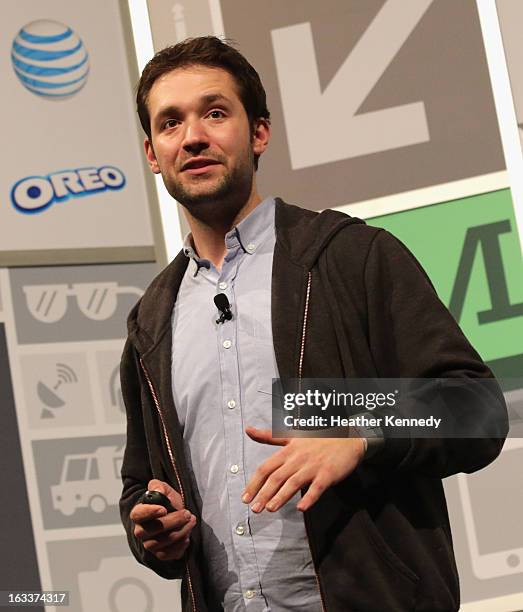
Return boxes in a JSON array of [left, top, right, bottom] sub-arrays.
[[120, 198, 507, 612]]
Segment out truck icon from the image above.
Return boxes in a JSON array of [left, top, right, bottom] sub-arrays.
[[51, 445, 123, 516]]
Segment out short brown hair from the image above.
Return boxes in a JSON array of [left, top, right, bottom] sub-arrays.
[[136, 36, 270, 141]]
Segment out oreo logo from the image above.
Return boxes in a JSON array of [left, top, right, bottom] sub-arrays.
[[11, 167, 126, 214], [11, 20, 89, 99]]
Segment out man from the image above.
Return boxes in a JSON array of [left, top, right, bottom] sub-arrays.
[[119, 36, 507, 611]]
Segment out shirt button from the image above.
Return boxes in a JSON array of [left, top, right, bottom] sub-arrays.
[[235, 524, 245, 536], [246, 243, 256, 252], [230, 464, 239, 474], [227, 400, 236, 409], [245, 590, 255, 599], [218, 281, 227, 290], [223, 340, 232, 349]]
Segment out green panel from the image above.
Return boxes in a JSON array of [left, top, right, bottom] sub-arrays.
[[368, 190, 523, 371]]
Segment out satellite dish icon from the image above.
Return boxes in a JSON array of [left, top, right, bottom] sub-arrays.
[[37, 363, 78, 418]]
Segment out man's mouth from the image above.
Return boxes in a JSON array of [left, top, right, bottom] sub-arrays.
[[181, 158, 221, 174]]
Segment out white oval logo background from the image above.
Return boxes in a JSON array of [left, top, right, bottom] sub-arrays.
[[11, 20, 89, 99]]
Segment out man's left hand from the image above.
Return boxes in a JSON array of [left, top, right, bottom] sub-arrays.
[[242, 427, 366, 513]]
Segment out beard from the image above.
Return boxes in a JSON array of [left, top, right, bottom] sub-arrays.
[[163, 149, 255, 226]]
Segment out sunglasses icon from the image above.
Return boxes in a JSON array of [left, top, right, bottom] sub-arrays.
[[23, 282, 143, 323]]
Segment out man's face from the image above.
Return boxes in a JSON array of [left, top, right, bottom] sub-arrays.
[[145, 65, 269, 219]]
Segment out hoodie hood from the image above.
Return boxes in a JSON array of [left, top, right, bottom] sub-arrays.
[[273, 198, 365, 269], [127, 198, 365, 354]]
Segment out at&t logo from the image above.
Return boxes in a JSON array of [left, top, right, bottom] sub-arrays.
[[11, 166, 126, 214], [11, 20, 89, 99]]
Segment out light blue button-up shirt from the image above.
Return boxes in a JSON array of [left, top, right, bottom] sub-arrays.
[[171, 197, 322, 611]]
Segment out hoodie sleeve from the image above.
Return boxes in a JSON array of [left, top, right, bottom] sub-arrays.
[[119, 336, 185, 580], [362, 229, 508, 477]]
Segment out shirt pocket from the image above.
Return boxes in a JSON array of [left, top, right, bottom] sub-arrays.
[[238, 316, 277, 396]]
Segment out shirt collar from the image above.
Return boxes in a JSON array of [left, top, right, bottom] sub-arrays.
[[182, 196, 276, 275], [225, 195, 275, 256], [182, 235, 211, 277]]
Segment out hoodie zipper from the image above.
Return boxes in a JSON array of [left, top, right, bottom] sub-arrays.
[[299, 272, 328, 612], [140, 358, 197, 612], [298, 271, 312, 387]]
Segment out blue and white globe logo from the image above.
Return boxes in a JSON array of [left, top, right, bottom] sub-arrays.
[[11, 20, 89, 99]]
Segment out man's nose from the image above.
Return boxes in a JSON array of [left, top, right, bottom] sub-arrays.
[[182, 120, 209, 154]]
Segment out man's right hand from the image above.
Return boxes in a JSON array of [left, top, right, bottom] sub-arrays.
[[130, 479, 196, 561]]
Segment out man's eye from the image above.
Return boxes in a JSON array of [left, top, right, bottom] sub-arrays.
[[207, 110, 225, 119], [163, 119, 179, 129]]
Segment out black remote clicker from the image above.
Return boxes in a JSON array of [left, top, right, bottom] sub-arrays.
[[139, 490, 175, 513]]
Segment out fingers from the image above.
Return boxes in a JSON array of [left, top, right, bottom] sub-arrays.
[[133, 508, 192, 539], [133, 508, 197, 561], [245, 447, 305, 512], [242, 449, 287, 504], [252, 467, 308, 513], [245, 426, 289, 446], [130, 480, 197, 561], [147, 479, 184, 511], [144, 516, 197, 561], [130, 501, 167, 524], [296, 478, 328, 513], [248, 468, 331, 514], [242, 438, 366, 513]]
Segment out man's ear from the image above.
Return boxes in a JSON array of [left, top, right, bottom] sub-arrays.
[[144, 138, 161, 174], [252, 118, 271, 158]]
